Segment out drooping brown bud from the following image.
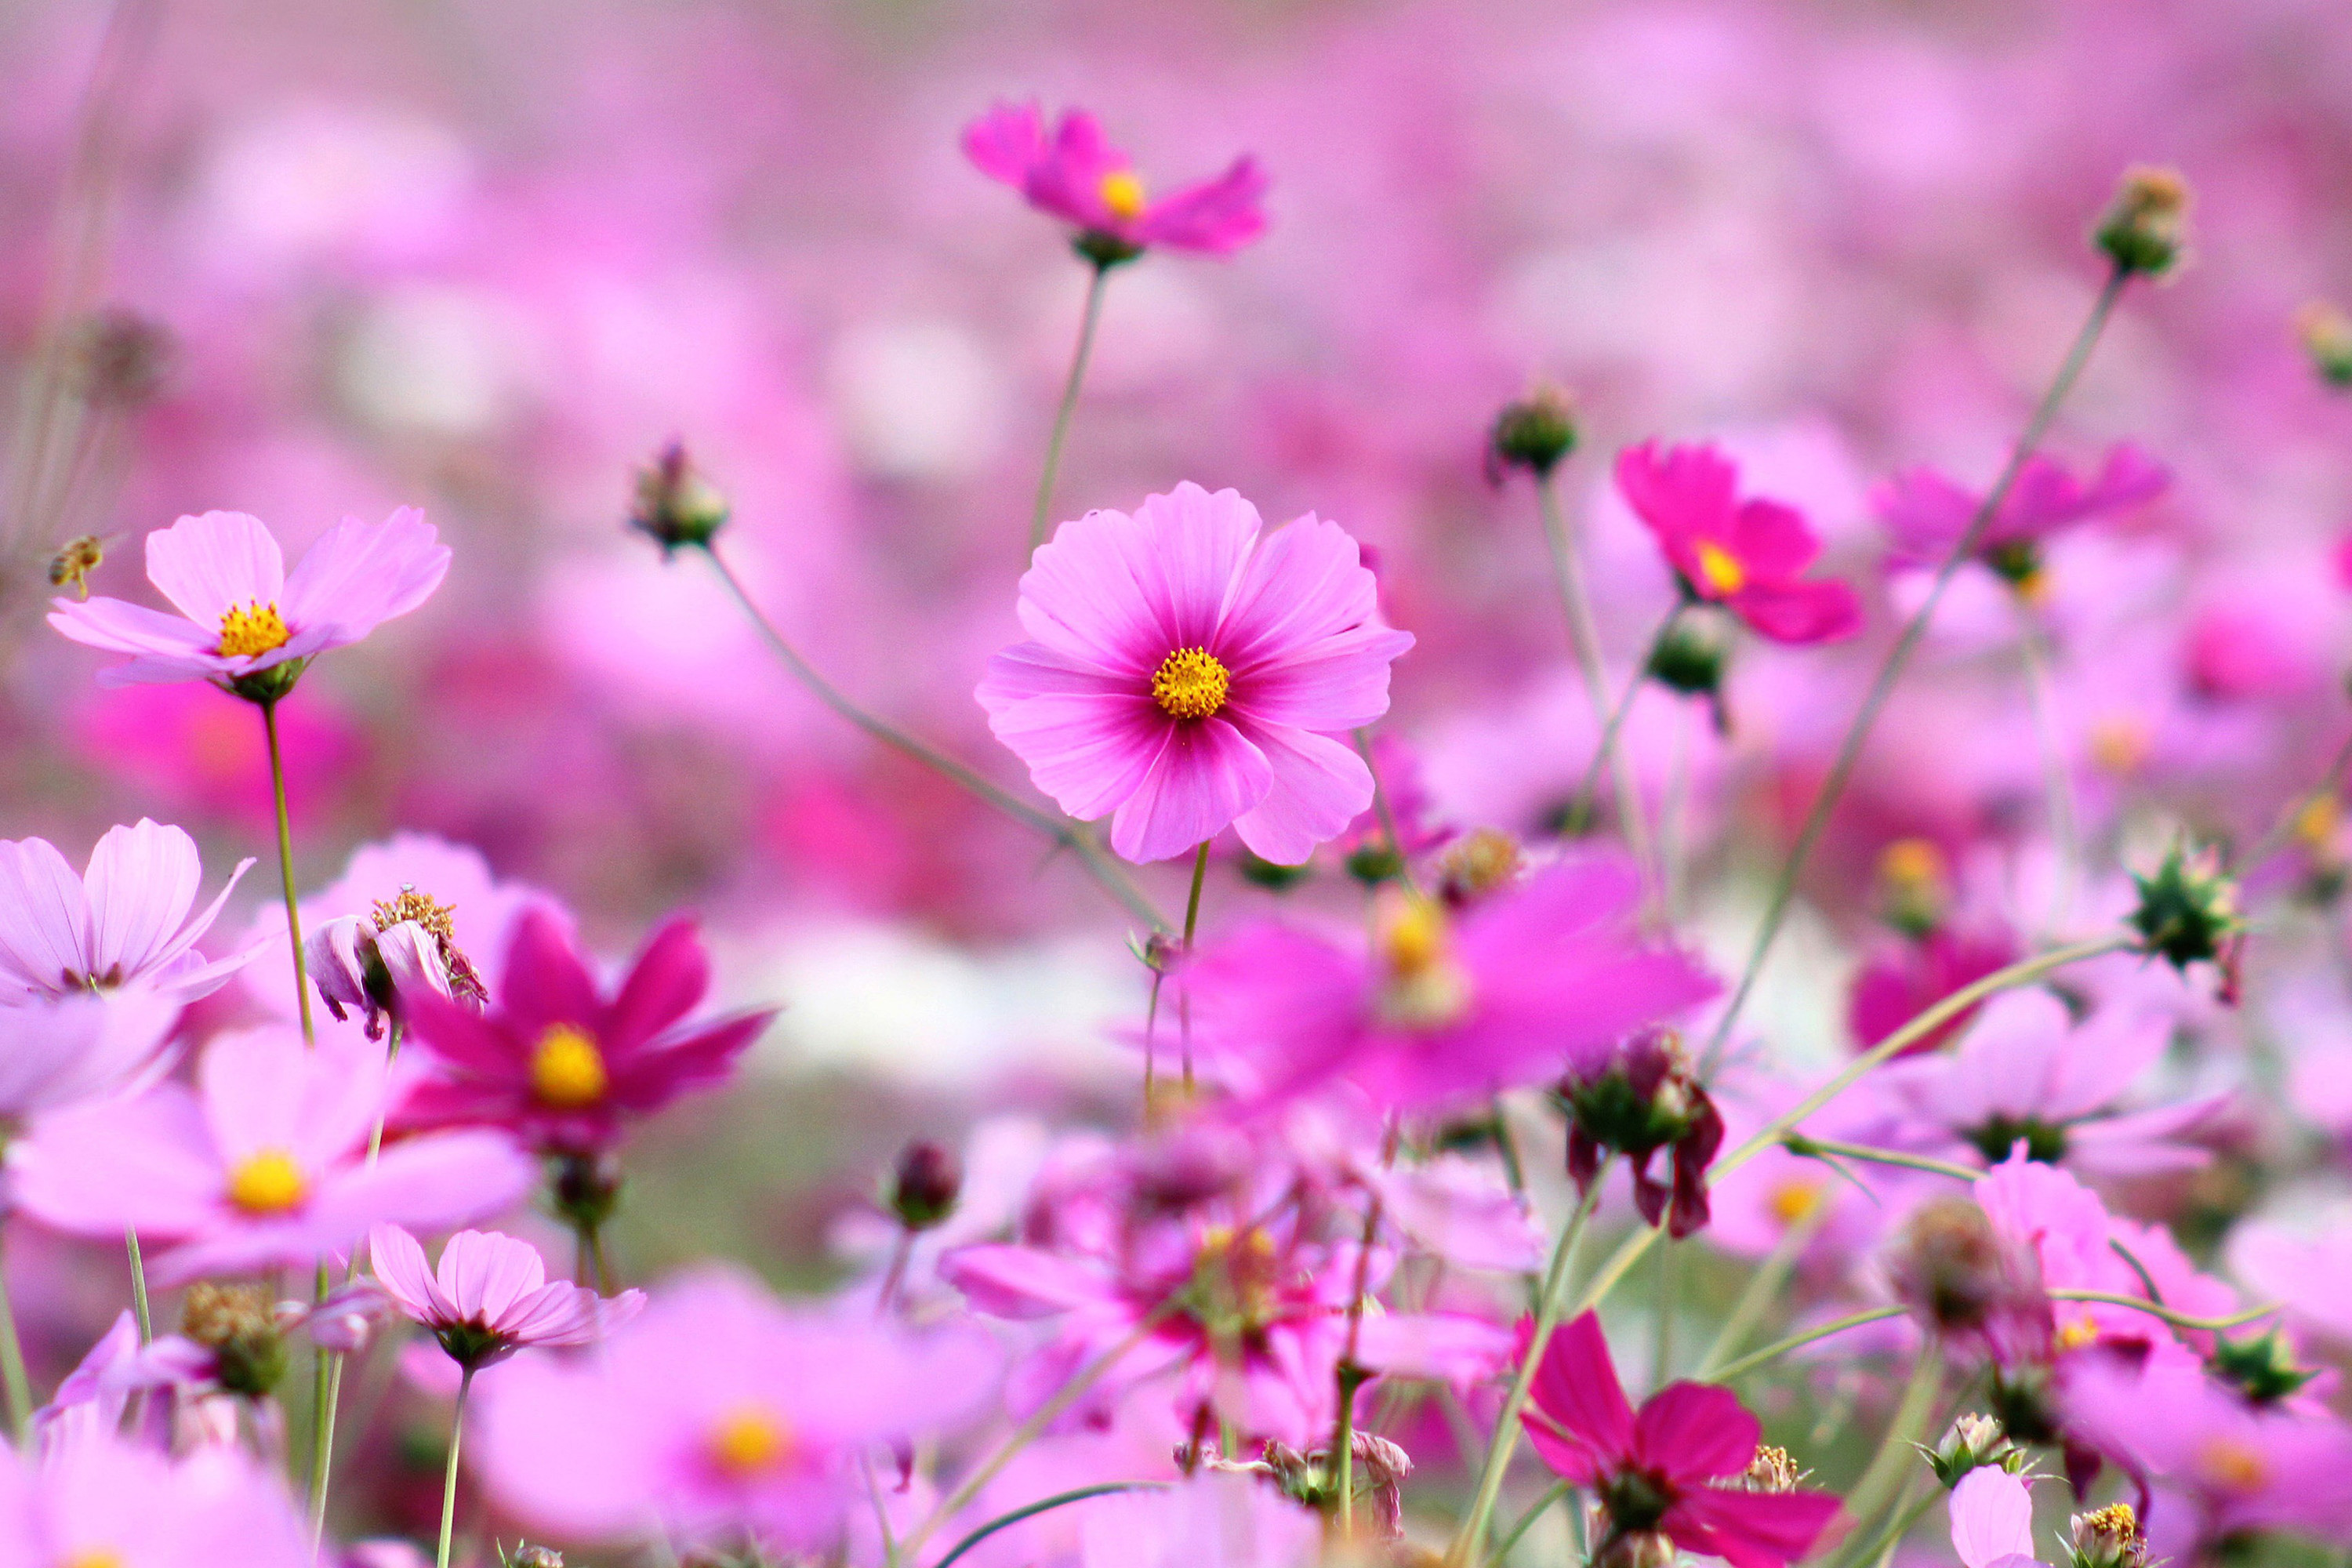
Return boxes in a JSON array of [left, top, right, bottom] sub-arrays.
[[886, 1139, 962, 1231]]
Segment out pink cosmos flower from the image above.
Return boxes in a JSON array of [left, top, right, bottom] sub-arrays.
[[369, 1224, 644, 1370], [1519, 1312, 1841, 1568], [1615, 442, 1863, 645], [1947, 1468, 2045, 1568], [1189, 858, 1715, 1115], [964, 102, 1267, 259], [394, 909, 775, 1155], [1877, 444, 2170, 575], [0, 819, 255, 1004], [47, 506, 448, 690], [8, 1026, 536, 1282], [0, 990, 181, 1119], [977, 484, 1414, 866], [1847, 925, 2018, 1058], [0, 1425, 313, 1568]]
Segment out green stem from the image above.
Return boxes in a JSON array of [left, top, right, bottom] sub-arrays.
[[436, 1366, 474, 1568], [1702, 266, 2132, 1069], [1652, 1235, 1677, 1387], [1446, 1162, 1610, 1566], [1563, 601, 1682, 840], [1705, 1307, 1907, 1383], [307, 1260, 339, 1544], [699, 543, 1166, 931], [1490, 1479, 1573, 1566], [935, 1482, 1166, 1568], [125, 1228, 151, 1344], [1179, 840, 1209, 1094], [1329, 1191, 1385, 1536], [1030, 263, 1112, 554], [1846, 1481, 1942, 1568], [261, 699, 314, 1043], [1824, 1344, 1944, 1566], [1782, 1134, 1982, 1184], [1694, 1200, 1829, 1378], [0, 1232, 32, 1442], [1537, 470, 1654, 871], [364, 1019, 403, 1168], [1355, 727, 1422, 894], [2045, 1290, 2280, 1332]]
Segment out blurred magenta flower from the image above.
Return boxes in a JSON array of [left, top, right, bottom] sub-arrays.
[[1878, 444, 2170, 575], [47, 507, 448, 691], [1190, 858, 1715, 1114], [964, 101, 1267, 259], [369, 1224, 644, 1370], [0, 1425, 313, 1568], [395, 909, 775, 1155], [1519, 1311, 1841, 1568], [9, 1026, 535, 1282], [0, 818, 255, 1004], [1616, 441, 1864, 644], [978, 483, 1413, 865], [1947, 1467, 2044, 1568], [1848, 925, 2018, 1058], [71, 682, 361, 832]]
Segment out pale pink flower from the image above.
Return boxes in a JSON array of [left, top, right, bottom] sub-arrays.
[[1948, 1468, 2046, 1568], [368, 1224, 644, 1370], [0, 820, 254, 1004]]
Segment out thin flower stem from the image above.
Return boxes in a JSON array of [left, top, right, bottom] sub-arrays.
[[699, 543, 1167, 931], [1694, 1200, 1830, 1377], [125, 1228, 151, 1344], [1704, 1306, 1907, 1383], [1446, 1160, 1610, 1566], [1781, 1134, 1982, 1185], [1490, 1479, 1573, 1566], [1828, 1343, 1944, 1565], [1329, 1189, 1385, 1535], [1536, 470, 1653, 871], [1030, 263, 1112, 554], [1354, 727, 1422, 895], [0, 1235, 32, 1442], [260, 699, 314, 1044], [1563, 602, 1683, 837], [1179, 840, 1209, 1094], [2045, 1290, 2281, 1332], [1702, 266, 2132, 1069], [2017, 614, 2082, 932], [435, 1366, 475, 1568], [363, 1019, 404, 1168], [1652, 1236, 1677, 1387], [934, 1481, 1167, 1568], [307, 1260, 339, 1545]]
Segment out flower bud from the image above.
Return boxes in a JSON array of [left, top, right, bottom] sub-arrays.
[[503, 1547, 564, 1568], [2067, 1502, 2147, 1568], [1557, 1029, 1723, 1239], [1486, 385, 1579, 480], [181, 1282, 287, 1399], [2299, 301, 2352, 389], [2126, 843, 2242, 975], [1887, 1196, 2045, 1351], [1924, 1412, 2024, 1485], [2095, 166, 2190, 278], [630, 440, 730, 556], [47, 535, 104, 599], [2208, 1327, 2319, 1406], [886, 1140, 962, 1232], [1591, 1530, 1676, 1568], [554, 1149, 625, 1234]]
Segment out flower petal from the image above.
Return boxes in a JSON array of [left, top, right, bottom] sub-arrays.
[[144, 511, 285, 630], [1105, 717, 1271, 863], [82, 820, 201, 983], [1229, 721, 1372, 866], [0, 837, 93, 994], [280, 506, 450, 644]]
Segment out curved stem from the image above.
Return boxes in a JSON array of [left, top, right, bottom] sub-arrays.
[[1705, 1306, 1907, 1383], [1490, 1479, 1573, 1566], [699, 543, 1166, 930], [1782, 1134, 1981, 1185], [935, 1481, 1166, 1568], [2046, 1290, 2281, 1332], [435, 1366, 475, 1568], [260, 699, 314, 1043], [1703, 266, 2132, 1067], [1030, 263, 1111, 554], [1537, 471, 1654, 872], [1563, 602, 1682, 839], [1694, 1200, 1830, 1378]]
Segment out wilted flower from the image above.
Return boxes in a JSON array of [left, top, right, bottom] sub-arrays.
[[964, 101, 1267, 265], [2067, 1502, 2146, 1568], [1887, 1194, 2049, 1358], [1558, 1028, 1725, 1239], [307, 884, 485, 1040]]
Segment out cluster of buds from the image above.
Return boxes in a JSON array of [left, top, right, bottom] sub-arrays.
[[1485, 383, 1578, 481], [1557, 1029, 1724, 1239], [2126, 843, 2244, 996], [2067, 1503, 2147, 1568], [2298, 300, 2352, 389], [307, 884, 488, 1040], [884, 1139, 963, 1232], [630, 439, 731, 557], [1886, 1196, 2050, 1360], [1922, 1413, 2027, 1486], [2095, 165, 2190, 278]]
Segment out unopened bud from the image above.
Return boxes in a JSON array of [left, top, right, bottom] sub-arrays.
[[1487, 385, 1579, 479], [1435, 828, 1523, 908], [887, 1140, 962, 1232], [2299, 301, 2352, 389], [630, 439, 730, 556], [2126, 843, 2242, 975], [181, 1282, 287, 1399], [2068, 1502, 2147, 1568], [2095, 166, 2190, 278], [1888, 1196, 2039, 1344], [503, 1547, 565, 1568], [47, 535, 104, 600], [1925, 1412, 2024, 1485]]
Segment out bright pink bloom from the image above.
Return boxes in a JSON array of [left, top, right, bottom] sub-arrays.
[[1947, 1468, 2045, 1568], [1615, 442, 1863, 644], [964, 102, 1267, 257], [0, 1426, 313, 1568], [71, 682, 362, 833], [469, 1269, 991, 1555], [1519, 1312, 1840, 1568], [47, 507, 448, 688], [369, 1224, 644, 1370], [1877, 444, 2169, 571], [978, 484, 1413, 865], [395, 909, 775, 1155], [0, 990, 180, 1119], [1848, 926, 2018, 1058], [8, 1026, 535, 1282], [1190, 858, 1715, 1115], [0, 819, 255, 1004]]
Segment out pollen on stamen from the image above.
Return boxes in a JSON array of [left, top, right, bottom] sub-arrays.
[[1693, 542, 1745, 597], [1151, 646, 1230, 720], [531, 1024, 610, 1109], [1099, 169, 1147, 220], [217, 599, 292, 659], [227, 1149, 308, 1214]]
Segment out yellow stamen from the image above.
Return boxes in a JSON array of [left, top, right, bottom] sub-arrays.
[[1767, 1178, 1824, 1227], [1374, 893, 1473, 1029], [708, 1407, 793, 1478], [1098, 169, 1147, 220], [217, 600, 291, 659], [1151, 646, 1231, 720], [2194, 1435, 2270, 1493], [64, 1552, 125, 1568], [2053, 1314, 2100, 1352], [227, 1149, 308, 1214], [1693, 541, 1745, 597], [1877, 837, 1945, 895], [530, 1024, 608, 1109]]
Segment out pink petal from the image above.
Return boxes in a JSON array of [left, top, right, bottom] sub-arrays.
[[605, 918, 712, 1052], [1730, 578, 1863, 644], [1105, 717, 1271, 863], [983, 688, 1167, 822], [1523, 1312, 1636, 1468], [82, 820, 201, 982], [368, 1223, 448, 1326], [976, 641, 1143, 707], [1617, 442, 1739, 555], [1631, 1381, 1757, 1480], [0, 837, 92, 993], [1225, 624, 1412, 733], [312, 1130, 537, 1240], [1351, 1312, 1512, 1382], [144, 511, 285, 630], [45, 595, 217, 659], [1228, 721, 1372, 866], [1949, 1468, 2036, 1568], [9, 1089, 227, 1239], [500, 909, 601, 1028], [1134, 158, 1269, 254], [1728, 497, 1822, 577], [1207, 510, 1386, 673], [940, 1243, 1121, 1318], [1667, 1486, 1843, 1568], [961, 100, 1047, 186], [279, 506, 449, 643], [1014, 508, 1189, 674]]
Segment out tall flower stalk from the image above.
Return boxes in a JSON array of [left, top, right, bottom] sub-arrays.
[[1031, 262, 1112, 553]]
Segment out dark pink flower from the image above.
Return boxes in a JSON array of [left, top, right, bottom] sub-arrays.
[[48, 508, 448, 690], [1616, 442, 1863, 645], [0, 819, 255, 1004], [1848, 926, 2019, 1058], [1519, 1312, 1841, 1568], [978, 483, 1413, 865], [396, 909, 775, 1155], [369, 1224, 644, 1370], [964, 102, 1267, 259], [1876, 444, 2169, 575]]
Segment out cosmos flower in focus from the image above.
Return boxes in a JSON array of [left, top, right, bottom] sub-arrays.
[[1616, 441, 1863, 645], [0, 818, 256, 1004], [978, 483, 1413, 865], [964, 101, 1267, 262], [47, 507, 448, 695], [370, 1224, 644, 1370]]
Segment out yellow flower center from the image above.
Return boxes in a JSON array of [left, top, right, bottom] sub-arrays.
[[1767, 1177, 1825, 1227], [1151, 646, 1231, 720], [1098, 169, 1147, 220], [1693, 541, 1746, 597], [2296, 792, 2339, 851], [2195, 1435, 2271, 1493], [217, 600, 292, 659], [530, 1024, 609, 1109], [64, 1552, 125, 1568], [707, 1407, 793, 1478], [227, 1149, 308, 1214], [2089, 716, 2152, 777], [1373, 893, 1473, 1030], [2053, 1313, 2101, 1352]]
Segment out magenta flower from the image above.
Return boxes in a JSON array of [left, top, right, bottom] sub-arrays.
[[8, 1026, 536, 1282], [0, 1426, 313, 1568], [978, 483, 1414, 865], [1190, 858, 1715, 1115], [964, 101, 1267, 260], [1615, 441, 1863, 644], [370, 1224, 644, 1370], [1848, 925, 2019, 1058], [1519, 1311, 1841, 1568], [1947, 1468, 2045, 1568], [47, 506, 448, 692], [0, 819, 256, 1004], [395, 909, 775, 1155], [1877, 443, 2170, 578]]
